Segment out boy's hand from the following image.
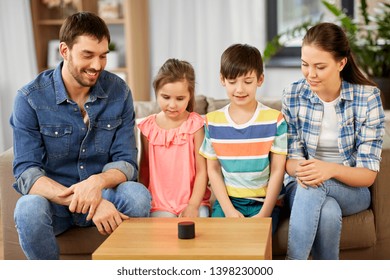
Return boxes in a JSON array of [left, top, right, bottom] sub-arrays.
[[224, 208, 244, 218]]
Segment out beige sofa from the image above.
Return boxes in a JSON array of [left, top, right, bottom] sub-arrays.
[[1, 95, 390, 259]]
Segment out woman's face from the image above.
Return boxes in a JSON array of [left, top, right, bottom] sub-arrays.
[[301, 44, 346, 99]]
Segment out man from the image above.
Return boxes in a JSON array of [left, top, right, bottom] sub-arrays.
[[10, 12, 151, 260]]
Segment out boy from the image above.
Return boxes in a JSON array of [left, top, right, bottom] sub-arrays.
[[200, 44, 287, 233]]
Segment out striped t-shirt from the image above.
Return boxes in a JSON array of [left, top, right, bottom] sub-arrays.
[[200, 102, 287, 198]]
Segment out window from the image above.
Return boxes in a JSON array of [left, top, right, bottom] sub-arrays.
[[266, 0, 354, 67]]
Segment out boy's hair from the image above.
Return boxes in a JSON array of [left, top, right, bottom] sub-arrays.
[[153, 58, 196, 112], [59, 12, 111, 50], [220, 44, 263, 80]]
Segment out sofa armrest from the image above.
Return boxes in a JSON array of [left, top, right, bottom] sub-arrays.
[[371, 131, 390, 258], [0, 148, 26, 259]]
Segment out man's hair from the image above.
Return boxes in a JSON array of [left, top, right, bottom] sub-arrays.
[[59, 12, 110, 49], [220, 44, 263, 80]]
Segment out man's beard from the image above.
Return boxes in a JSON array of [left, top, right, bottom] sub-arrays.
[[67, 57, 100, 88]]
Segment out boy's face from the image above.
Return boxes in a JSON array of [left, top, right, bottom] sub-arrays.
[[221, 71, 264, 107]]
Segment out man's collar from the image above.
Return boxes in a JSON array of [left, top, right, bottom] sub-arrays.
[[53, 62, 108, 104]]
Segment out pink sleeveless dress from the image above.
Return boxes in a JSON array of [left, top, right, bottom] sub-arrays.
[[138, 112, 211, 215]]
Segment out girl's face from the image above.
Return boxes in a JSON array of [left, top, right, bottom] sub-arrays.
[[301, 44, 347, 99], [221, 70, 263, 107], [156, 80, 191, 119]]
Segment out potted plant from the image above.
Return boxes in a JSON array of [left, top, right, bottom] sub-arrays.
[[106, 42, 120, 70], [264, 0, 390, 109]]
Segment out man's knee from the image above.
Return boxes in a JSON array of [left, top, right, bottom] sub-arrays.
[[15, 195, 51, 222], [114, 182, 151, 216]]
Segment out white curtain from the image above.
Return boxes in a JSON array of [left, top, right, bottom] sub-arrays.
[[0, 0, 37, 152], [149, 0, 265, 100]]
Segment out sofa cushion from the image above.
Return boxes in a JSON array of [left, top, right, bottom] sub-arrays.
[[273, 208, 376, 257], [194, 95, 208, 115], [134, 95, 208, 119], [206, 97, 282, 113]]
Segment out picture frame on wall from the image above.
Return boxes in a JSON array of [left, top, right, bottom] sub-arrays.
[[47, 40, 62, 69]]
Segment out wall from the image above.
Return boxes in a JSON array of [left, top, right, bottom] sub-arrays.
[[0, 0, 37, 152], [0, 0, 303, 153], [149, 0, 302, 101]]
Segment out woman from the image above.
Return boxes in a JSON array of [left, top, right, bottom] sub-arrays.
[[282, 22, 385, 260]]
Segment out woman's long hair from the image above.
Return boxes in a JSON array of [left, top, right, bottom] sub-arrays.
[[303, 22, 376, 86]]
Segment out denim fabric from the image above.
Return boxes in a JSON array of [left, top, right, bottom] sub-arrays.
[[212, 197, 281, 234], [285, 179, 370, 260], [14, 182, 151, 260], [10, 63, 151, 260], [10, 63, 139, 194]]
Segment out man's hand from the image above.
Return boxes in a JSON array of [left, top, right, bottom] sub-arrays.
[[59, 175, 103, 220], [92, 199, 129, 235]]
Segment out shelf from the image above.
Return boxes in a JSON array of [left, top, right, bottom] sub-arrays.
[[30, 0, 150, 101]]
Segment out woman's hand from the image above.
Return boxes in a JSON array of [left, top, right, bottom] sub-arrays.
[[295, 159, 335, 188]]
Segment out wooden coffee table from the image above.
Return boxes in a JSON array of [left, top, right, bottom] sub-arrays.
[[92, 217, 272, 260]]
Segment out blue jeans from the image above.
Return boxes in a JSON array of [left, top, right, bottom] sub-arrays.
[[285, 179, 370, 260], [14, 181, 151, 260]]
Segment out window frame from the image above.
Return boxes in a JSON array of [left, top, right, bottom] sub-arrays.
[[266, 0, 354, 68]]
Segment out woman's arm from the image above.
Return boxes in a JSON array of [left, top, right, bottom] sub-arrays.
[[181, 128, 208, 217], [292, 158, 377, 188]]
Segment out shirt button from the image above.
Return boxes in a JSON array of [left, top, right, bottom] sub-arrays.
[[86, 105, 89, 109], [107, 124, 111, 128], [81, 128, 85, 131], [82, 149, 86, 153], [80, 165, 84, 169], [55, 131, 58, 135], [73, 108, 78, 112]]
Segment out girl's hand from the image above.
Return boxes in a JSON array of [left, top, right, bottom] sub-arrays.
[[180, 204, 199, 218]]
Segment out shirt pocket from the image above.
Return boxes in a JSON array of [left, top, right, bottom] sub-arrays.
[[94, 118, 122, 153], [40, 125, 72, 159]]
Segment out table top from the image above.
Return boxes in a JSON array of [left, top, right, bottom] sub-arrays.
[[92, 217, 272, 260]]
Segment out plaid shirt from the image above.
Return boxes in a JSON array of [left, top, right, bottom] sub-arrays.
[[282, 78, 385, 172]]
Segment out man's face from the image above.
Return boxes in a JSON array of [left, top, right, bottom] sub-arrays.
[[61, 35, 109, 88]]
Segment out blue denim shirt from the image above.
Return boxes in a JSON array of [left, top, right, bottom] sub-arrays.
[[10, 63, 138, 195]]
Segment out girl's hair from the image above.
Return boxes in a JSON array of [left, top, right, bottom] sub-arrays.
[[59, 12, 111, 49], [153, 58, 196, 112], [220, 44, 264, 80], [303, 22, 375, 86]]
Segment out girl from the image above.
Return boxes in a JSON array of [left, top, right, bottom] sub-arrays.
[[282, 22, 385, 259], [138, 58, 211, 217]]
